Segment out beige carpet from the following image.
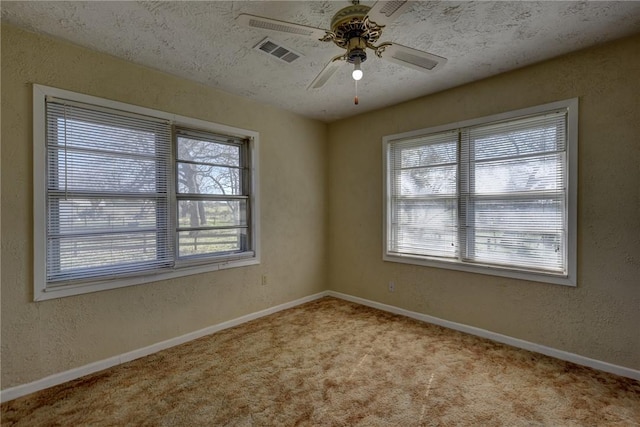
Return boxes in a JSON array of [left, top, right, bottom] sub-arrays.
[[2, 297, 639, 426]]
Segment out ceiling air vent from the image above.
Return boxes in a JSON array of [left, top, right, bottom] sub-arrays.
[[254, 37, 303, 64]]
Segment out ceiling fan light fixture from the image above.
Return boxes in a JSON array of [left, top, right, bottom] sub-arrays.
[[352, 57, 363, 81]]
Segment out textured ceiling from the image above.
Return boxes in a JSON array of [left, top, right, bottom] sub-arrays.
[[2, 1, 640, 122]]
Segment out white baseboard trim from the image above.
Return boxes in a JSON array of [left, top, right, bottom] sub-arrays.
[[0, 291, 329, 403], [327, 291, 640, 381], [3, 289, 637, 403]]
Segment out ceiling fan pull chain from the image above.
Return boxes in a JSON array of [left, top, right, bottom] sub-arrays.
[[354, 80, 359, 105]]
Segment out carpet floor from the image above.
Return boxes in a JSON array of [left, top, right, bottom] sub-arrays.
[[1, 297, 639, 426]]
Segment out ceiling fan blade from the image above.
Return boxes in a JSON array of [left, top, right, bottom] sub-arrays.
[[379, 43, 447, 73], [366, 1, 412, 25], [236, 14, 327, 40], [308, 55, 346, 90]]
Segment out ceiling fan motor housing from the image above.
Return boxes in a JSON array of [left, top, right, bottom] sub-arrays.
[[326, 3, 386, 64], [347, 38, 368, 63]]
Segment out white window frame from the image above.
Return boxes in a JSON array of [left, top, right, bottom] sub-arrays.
[[33, 85, 260, 301], [383, 98, 578, 286]]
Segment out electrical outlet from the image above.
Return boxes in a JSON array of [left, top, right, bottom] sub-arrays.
[[261, 275, 268, 286], [388, 281, 395, 292]]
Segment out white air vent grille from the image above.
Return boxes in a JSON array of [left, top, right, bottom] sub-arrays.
[[380, 1, 408, 17], [249, 18, 315, 36], [254, 37, 303, 63]]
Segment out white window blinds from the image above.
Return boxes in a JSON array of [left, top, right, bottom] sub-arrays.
[[45, 98, 172, 285], [460, 112, 567, 273], [34, 85, 260, 300], [388, 131, 459, 259], [385, 101, 575, 284]]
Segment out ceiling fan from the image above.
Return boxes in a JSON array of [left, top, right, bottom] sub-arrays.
[[236, 0, 447, 103]]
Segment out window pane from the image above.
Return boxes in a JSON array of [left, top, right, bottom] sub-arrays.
[[49, 148, 160, 193], [472, 198, 564, 232], [45, 100, 171, 284], [391, 198, 457, 257], [467, 198, 564, 271], [178, 229, 247, 258], [175, 129, 252, 261], [50, 117, 160, 155], [177, 200, 247, 228], [469, 229, 564, 271], [395, 165, 457, 196], [49, 232, 163, 278], [177, 136, 240, 166], [177, 163, 241, 195], [51, 198, 160, 234], [471, 114, 565, 161], [474, 154, 565, 194], [398, 140, 457, 168]]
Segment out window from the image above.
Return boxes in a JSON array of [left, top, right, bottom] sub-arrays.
[[33, 85, 260, 300], [383, 99, 577, 286], [174, 128, 251, 262]]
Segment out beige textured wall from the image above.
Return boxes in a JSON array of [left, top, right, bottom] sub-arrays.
[[2, 23, 639, 393], [1, 25, 327, 388], [327, 34, 640, 370]]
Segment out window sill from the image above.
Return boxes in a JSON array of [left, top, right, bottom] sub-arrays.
[[35, 256, 260, 301], [383, 253, 575, 287]]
